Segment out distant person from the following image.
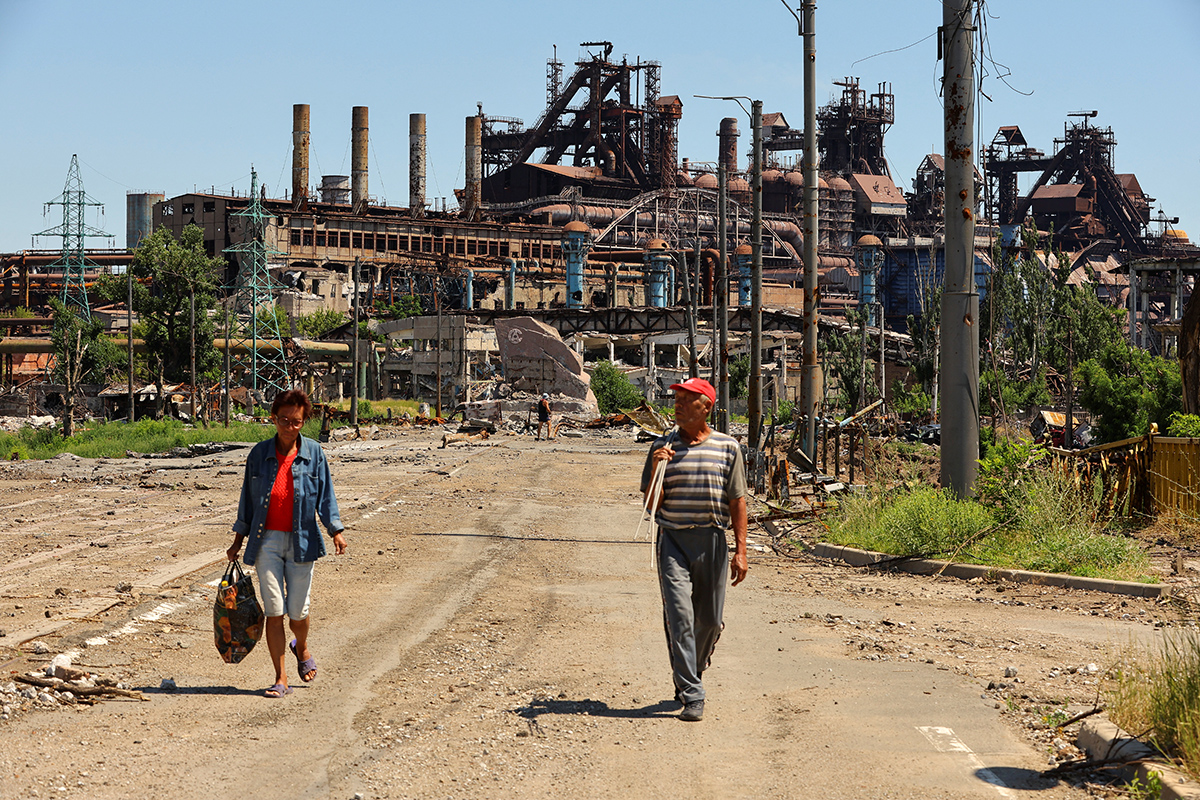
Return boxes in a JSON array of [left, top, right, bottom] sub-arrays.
[[227, 389, 346, 698], [640, 378, 747, 722], [536, 393, 553, 440]]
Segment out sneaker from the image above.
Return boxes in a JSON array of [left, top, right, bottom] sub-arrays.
[[679, 699, 704, 722]]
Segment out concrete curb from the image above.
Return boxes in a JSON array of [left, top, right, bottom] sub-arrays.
[[1078, 718, 1200, 798], [809, 543, 1169, 599]]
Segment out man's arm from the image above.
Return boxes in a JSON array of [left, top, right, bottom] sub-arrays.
[[728, 495, 748, 586]]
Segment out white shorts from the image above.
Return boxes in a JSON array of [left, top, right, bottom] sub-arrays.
[[255, 529, 314, 620]]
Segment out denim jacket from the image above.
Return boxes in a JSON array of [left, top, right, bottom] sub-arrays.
[[233, 434, 343, 566]]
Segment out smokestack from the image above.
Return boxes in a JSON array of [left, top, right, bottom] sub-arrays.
[[352, 106, 368, 212], [464, 115, 482, 220], [409, 113, 426, 217], [292, 104, 310, 209], [719, 117, 739, 175]]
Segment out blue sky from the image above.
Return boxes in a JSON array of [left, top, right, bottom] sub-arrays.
[[2, 0, 1197, 253]]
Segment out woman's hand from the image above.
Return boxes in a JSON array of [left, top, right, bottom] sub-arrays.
[[332, 531, 347, 555]]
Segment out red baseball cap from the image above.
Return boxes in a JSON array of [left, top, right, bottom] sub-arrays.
[[669, 377, 716, 404]]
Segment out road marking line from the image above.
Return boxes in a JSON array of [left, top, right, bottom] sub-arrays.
[[917, 726, 1017, 798]]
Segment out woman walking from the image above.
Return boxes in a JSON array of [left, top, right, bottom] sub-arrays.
[[227, 389, 346, 698]]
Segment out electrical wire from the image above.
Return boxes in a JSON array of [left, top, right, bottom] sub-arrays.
[[370, 139, 388, 206], [850, 30, 939, 70], [77, 158, 135, 191]]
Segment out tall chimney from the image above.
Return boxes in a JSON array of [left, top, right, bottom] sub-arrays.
[[409, 113, 426, 217], [292, 104, 310, 209], [352, 106, 369, 212], [719, 117, 739, 175], [463, 115, 482, 220]]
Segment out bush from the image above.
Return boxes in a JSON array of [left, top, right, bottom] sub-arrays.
[[1169, 412, 1200, 438], [890, 380, 931, 416], [728, 354, 751, 400], [975, 436, 1048, 513], [825, 487, 996, 558], [1078, 341, 1181, 442], [769, 399, 794, 426], [591, 361, 644, 414], [822, 464, 1151, 582], [296, 308, 347, 339]]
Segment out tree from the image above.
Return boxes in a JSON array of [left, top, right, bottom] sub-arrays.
[[728, 354, 751, 400], [820, 309, 872, 415], [49, 299, 120, 437], [590, 360, 644, 414], [96, 224, 223, 417], [382, 294, 423, 319], [981, 230, 1125, 422], [296, 308, 347, 339], [1077, 341, 1181, 442]]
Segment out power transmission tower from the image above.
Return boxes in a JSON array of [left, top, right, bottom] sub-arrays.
[[34, 155, 113, 318], [223, 169, 290, 397]]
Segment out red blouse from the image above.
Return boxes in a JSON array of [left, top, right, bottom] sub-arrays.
[[264, 446, 298, 532]]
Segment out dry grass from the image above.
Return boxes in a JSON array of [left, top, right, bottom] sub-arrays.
[[1108, 627, 1200, 779]]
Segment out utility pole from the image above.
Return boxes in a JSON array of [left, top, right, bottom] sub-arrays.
[[717, 162, 730, 433], [127, 264, 134, 424], [435, 287, 443, 418], [189, 287, 196, 422], [223, 309, 231, 427], [749, 98, 764, 451], [351, 257, 360, 425], [800, 0, 820, 461], [940, 0, 980, 498], [782, 0, 820, 460]]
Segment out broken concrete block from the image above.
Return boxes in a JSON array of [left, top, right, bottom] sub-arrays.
[[494, 318, 599, 414]]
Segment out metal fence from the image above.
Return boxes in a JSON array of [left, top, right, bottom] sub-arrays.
[[1056, 433, 1200, 519]]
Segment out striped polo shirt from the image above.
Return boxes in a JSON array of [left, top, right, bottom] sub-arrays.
[[640, 429, 747, 531]]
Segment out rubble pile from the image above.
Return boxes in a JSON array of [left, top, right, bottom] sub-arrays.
[[1, 650, 144, 719]]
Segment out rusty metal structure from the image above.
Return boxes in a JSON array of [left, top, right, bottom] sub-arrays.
[[984, 113, 1156, 255], [479, 42, 683, 204]]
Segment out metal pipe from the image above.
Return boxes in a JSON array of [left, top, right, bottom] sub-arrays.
[[749, 99, 763, 451], [562, 222, 591, 308], [465, 269, 474, 310], [464, 115, 483, 220], [718, 117, 739, 175], [644, 242, 671, 308], [800, 0, 820, 462], [292, 104, 310, 209], [734, 245, 753, 307], [504, 258, 517, 309], [940, 0, 980, 499], [409, 113, 426, 217], [352, 106, 369, 212]]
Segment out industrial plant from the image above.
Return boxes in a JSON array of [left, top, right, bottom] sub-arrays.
[[1, 41, 1196, 423]]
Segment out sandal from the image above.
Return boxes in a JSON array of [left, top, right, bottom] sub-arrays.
[[290, 638, 318, 683], [264, 682, 292, 698]]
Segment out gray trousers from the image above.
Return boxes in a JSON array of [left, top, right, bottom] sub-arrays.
[[657, 526, 728, 704]]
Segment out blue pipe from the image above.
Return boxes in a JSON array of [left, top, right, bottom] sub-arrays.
[[465, 269, 474, 310], [643, 252, 671, 308], [562, 228, 590, 309]]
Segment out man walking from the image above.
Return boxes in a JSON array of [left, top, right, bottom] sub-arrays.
[[640, 377, 748, 722]]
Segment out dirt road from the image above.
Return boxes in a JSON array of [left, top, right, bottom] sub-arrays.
[[0, 427, 1181, 799]]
